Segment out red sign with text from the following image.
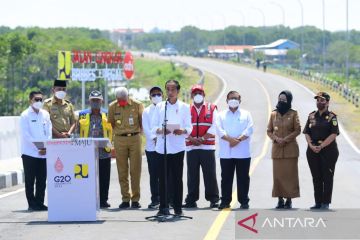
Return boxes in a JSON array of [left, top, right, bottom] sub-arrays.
[[123, 51, 134, 80]]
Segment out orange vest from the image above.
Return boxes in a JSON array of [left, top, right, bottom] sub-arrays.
[[186, 103, 216, 146]]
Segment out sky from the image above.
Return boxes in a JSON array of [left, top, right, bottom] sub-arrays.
[[1, 0, 359, 32]]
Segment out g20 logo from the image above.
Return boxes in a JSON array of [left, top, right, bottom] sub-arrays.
[[54, 175, 71, 183]]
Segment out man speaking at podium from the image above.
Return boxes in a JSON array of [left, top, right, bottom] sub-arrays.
[[78, 90, 113, 208], [151, 80, 192, 216]]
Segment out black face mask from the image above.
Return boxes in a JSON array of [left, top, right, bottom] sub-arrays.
[[317, 102, 326, 111], [276, 101, 290, 115]]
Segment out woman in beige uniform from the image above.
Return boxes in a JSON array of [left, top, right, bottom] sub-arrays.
[[267, 90, 301, 209]]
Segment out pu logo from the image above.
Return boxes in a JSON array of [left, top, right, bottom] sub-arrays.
[[58, 51, 72, 80], [74, 164, 89, 179]]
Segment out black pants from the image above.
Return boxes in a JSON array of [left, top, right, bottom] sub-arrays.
[[185, 149, 219, 203], [307, 144, 338, 204], [220, 158, 251, 205], [99, 157, 111, 204], [157, 151, 184, 212], [22, 154, 47, 208], [145, 151, 160, 203]]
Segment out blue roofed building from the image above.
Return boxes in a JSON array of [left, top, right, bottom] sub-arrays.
[[254, 39, 299, 56]]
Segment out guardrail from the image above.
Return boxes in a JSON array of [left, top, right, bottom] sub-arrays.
[[282, 68, 359, 108]]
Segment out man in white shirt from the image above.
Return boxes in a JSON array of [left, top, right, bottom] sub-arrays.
[[142, 86, 163, 209], [183, 84, 219, 209], [20, 90, 52, 211], [151, 80, 192, 216], [216, 90, 254, 210]]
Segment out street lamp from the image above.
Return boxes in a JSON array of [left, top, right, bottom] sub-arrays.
[[252, 7, 266, 44], [270, 2, 285, 26], [345, 0, 350, 88], [322, 0, 326, 75], [297, 0, 304, 71], [252, 7, 266, 27], [238, 10, 246, 45], [219, 13, 227, 46]]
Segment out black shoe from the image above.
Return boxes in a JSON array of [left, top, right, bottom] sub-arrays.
[[38, 204, 48, 211], [321, 203, 330, 210], [310, 203, 322, 210], [119, 202, 130, 209], [276, 197, 285, 209], [174, 209, 183, 216], [240, 203, 249, 209], [157, 208, 170, 216], [131, 202, 141, 209], [218, 202, 230, 210], [284, 199, 292, 209], [100, 202, 111, 208], [210, 202, 219, 208], [28, 206, 36, 211], [148, 202, 160, 209], [174, 210, 184, 217], [182, 202, 197, 208]]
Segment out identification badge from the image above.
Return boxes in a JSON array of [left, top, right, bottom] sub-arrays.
[[332, 119, 338, 126], [129, 117, 134, 125]]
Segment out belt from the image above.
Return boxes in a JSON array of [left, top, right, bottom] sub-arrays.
[[117, 132, 140, 137]]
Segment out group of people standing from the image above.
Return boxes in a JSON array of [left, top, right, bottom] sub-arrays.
[[267, 90, 339, 210], [19, 78, 339, 215]]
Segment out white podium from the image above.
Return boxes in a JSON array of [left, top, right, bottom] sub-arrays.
[[45, 138, 110, 222]]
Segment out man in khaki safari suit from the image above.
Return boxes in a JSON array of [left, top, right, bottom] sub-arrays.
[[108, 87, 144, 209]]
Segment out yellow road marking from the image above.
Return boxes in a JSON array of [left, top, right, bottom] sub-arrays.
[[203, 77, 272, 240]]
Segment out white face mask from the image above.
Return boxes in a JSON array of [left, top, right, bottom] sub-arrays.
[[32, 101, 43, 110], [228, 99, 240, 108], [55, 91, 66, 100], [151, 96, 162, 104], [193, 94, 204, 104]]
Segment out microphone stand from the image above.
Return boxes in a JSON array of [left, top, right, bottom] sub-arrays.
[[146, 98, 192, 222]]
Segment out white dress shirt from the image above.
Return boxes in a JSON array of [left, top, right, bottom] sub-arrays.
[[216, 108, 254, 159], [186, 104, 218, 151], [151, 99, 192, 154], [20, 106, 52, 158], [142, 103, 157, 152]]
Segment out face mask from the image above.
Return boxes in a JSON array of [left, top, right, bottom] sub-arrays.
[[317, 102, 326, 111], [276, 101, 290, 115], [90, 102, 101, 109], [118, 99, 128, 107], [228, 99, 240, 108], [193, 94, 204, 104], [32, 101, 43, 110], [55, 91, 66, 100], [151, 96, 162, 105]]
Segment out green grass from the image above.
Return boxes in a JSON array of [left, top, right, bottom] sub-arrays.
[[129, 58, 198, 96]]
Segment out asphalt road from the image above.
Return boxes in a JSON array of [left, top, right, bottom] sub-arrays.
[[0, 55, 359, 240]]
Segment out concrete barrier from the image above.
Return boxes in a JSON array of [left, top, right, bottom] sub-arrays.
[[0, 116, 21, 160], [0, 116, 23, 189]]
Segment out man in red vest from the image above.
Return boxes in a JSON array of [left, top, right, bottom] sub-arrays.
[[183, 84, 220, 208]]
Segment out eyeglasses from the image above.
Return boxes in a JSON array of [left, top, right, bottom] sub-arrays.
[[151, 93, 162, 97], [34, 98, 43, 102]]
